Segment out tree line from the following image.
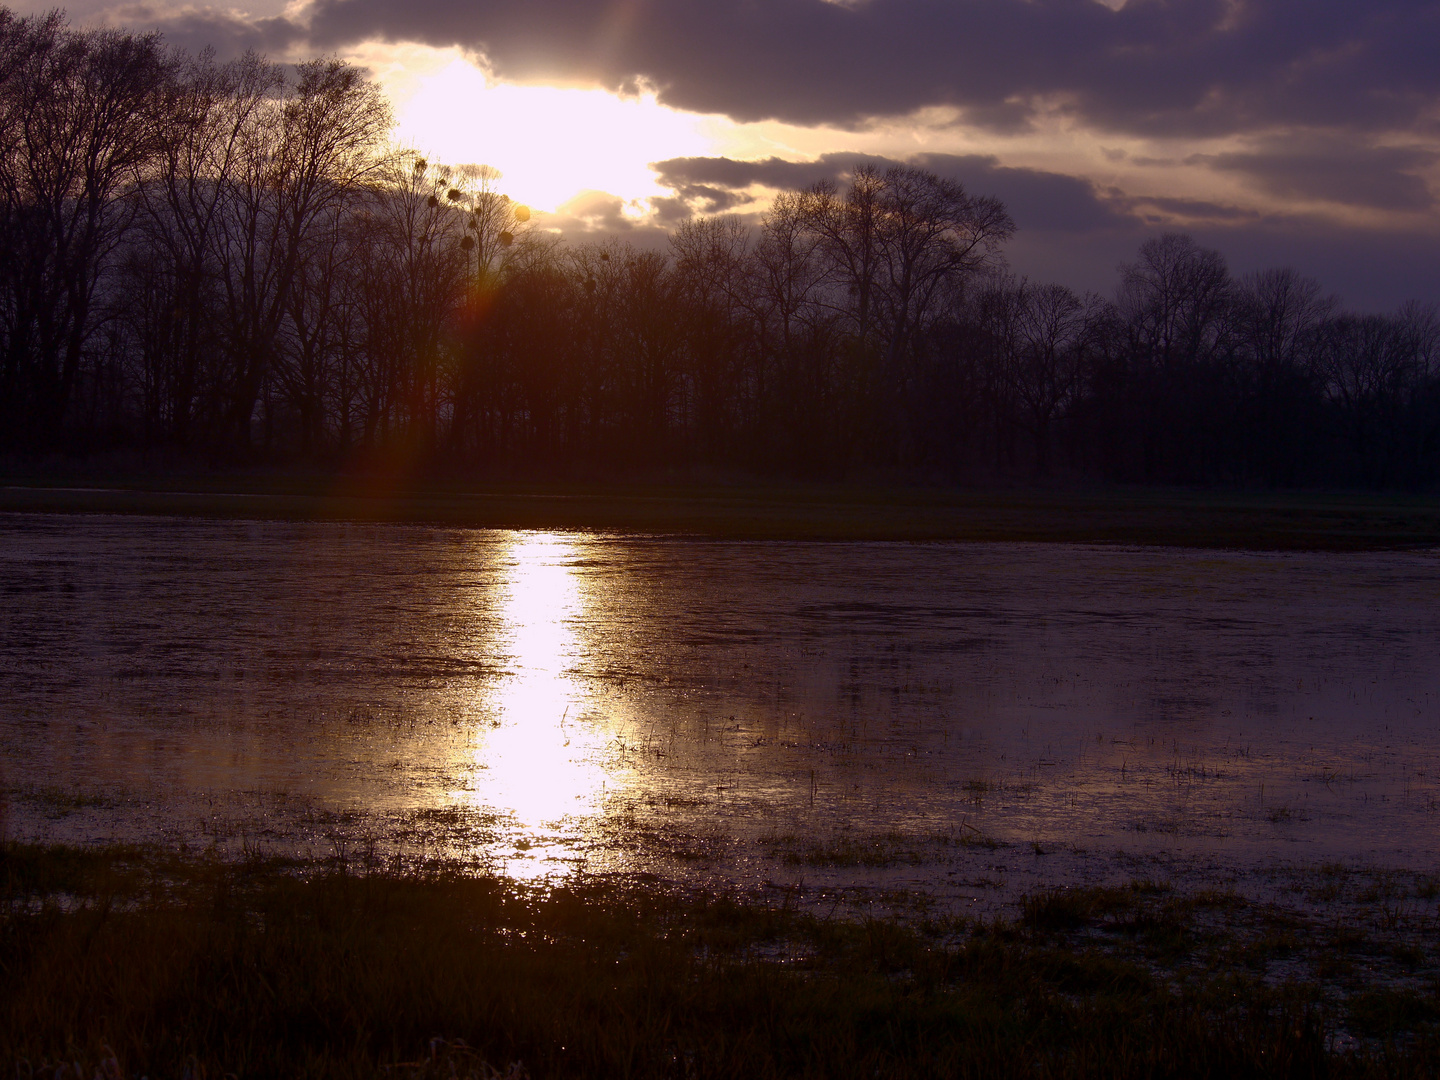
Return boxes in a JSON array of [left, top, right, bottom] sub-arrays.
[[3, 9, 1438, 487]]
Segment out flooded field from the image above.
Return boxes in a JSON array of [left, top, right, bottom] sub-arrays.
[[2, 513, 1438, 912]]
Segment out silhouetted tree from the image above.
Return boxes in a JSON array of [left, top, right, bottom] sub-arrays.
[[4, 12, 1435, 490], [0, 12, 172, 447], [1318, 303, 1440, 486], [210, 57, 389, 451], [670, 215, 752, 461], [123, 49, 280, 448], [1231, 268, 1334, 484]]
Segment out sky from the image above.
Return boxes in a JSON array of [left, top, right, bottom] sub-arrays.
[[30, 0, 1440, 310]]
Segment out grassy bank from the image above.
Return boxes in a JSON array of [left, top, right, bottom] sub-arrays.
[[1, 473, 1438, 548], [2, 844, 1437, 1078]]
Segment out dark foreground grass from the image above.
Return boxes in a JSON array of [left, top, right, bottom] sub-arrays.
[[1, 473, 1439, 548], [3, 845, 1438, 1078]]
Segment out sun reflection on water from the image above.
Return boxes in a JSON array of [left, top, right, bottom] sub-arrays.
[[460, 532, 611, 876]]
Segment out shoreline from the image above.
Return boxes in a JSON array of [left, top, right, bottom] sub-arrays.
[[3, 478, 1439, 549]]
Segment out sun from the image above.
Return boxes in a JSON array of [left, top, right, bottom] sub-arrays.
[[390, 55, 716, 213]]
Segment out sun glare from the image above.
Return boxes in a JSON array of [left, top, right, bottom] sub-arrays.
[[392, 57, 714, 213], [457, 533, 616, 878]]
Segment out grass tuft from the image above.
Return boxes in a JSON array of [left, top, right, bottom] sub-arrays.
[[3, 843, 1438, 1078]]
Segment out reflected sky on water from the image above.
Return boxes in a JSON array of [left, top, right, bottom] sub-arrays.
[[2, 513, 1437, 907]]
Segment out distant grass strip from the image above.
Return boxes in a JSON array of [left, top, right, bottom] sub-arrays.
[[3, 844, 1437, 1078], [2, 475, 1439, 548]]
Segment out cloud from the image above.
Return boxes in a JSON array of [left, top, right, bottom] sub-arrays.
[[552, 190, 636, 231], [647, 151, 1440, 311], [651, 155, 846, 195], [112, 3, 304, 55], [650, 152, 1126, 234], [145, 0, 1438, 139], [81, 0, 1440, 309], [914, 155, 1125, 233], [1197, 136, 1438, 211], [544, 190, 676, 245], [647, 178, 754, 219], [1113, 193, 1265, 225]]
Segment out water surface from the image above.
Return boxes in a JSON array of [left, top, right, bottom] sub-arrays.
[[3, 514, 1437, 908]]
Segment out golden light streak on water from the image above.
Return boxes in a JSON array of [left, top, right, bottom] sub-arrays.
[[458, 532, 612, 877]]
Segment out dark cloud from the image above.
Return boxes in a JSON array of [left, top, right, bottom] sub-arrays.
[[1198, 137, 1437, 210], [648, 178, 753, 217], [651, 155, 846, 195], [915, 154, 1125, 233], [650, 152, 1125, 233], [159, 0, 1437, 138], [648, 195, 694, 224], [1114, 193, 1265, 225], [113, 3, 304, 55]]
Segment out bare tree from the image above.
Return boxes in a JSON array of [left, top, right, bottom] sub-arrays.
[[799, 164, 888, 345], [800, 165, 1013, 362], [749, 191, 828, 363], [348, 154, 469, 449], [796, 165, 1014, 463], [451, 163, 533, 283], [670, 215, 751, 456], [273, 199, 352, 454], [1117, 233, 1232, 369], [211, 57, 390, 450], [0, 13, 173, 445], [1319, 304, 1439, 485], [1010, 281, 1103, 475], [124, 49, 281, 446], [1236, 268, 1334, 374], [870, 165, 1014, 374], [1230, 268, 1334, 483]]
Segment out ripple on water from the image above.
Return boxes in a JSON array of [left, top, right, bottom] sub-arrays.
[[1, 513, 1438, 910]]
